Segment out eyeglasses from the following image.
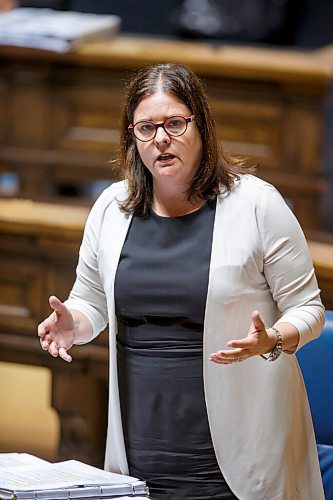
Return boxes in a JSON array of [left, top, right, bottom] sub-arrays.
[[128, 115, 195, 142]]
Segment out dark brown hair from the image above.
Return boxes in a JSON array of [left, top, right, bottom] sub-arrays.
[[118, 63, 254, 215]]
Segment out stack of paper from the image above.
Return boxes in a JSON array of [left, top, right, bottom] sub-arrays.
[[0, 8, 121, 52], [0, 453, 149, 499]]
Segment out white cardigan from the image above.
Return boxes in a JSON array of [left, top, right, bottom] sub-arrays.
[[65, 175, 325, 500]]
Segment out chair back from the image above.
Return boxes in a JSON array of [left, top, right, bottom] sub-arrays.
[[296, 310, 333, 445]]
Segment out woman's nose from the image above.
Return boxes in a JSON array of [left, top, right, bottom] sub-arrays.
[[154, 125, 170, 144]]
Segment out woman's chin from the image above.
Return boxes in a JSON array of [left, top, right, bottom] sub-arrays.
[[156, 164, 179, 177]]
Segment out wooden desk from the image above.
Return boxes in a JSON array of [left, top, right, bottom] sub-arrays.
[[0, 37, 333, 232], [0, 199, 332, 466]]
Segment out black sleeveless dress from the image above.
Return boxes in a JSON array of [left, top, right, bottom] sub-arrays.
[[114, 201, 237, 499]]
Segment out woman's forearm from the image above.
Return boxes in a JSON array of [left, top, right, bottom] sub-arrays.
[[71, 309, 94, 344]]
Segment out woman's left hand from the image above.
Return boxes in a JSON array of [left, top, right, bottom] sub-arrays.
[[209, 310, 276, 364]]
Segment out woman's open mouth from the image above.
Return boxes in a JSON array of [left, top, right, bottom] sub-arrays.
[[156, 153, 176, 164]]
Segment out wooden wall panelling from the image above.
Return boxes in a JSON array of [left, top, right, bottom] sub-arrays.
[[206, 77, 324, 230], [51, 69, 124, 154], [9, 67, 50, 149], [320, 81, 333, 232], [208, 82, 283, 170], [48, 67, 126, 197], [308, 240, 333, 310], [0, 39, 332, 225], [51, 365, 108, 468], [0, 254, 44, 334], [0, 62, 54, 199], [280, 100, 324, 230], [0, 79, 5, 146]]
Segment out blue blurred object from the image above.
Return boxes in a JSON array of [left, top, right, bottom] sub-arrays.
[[0, 172, 20, 197], [86, 179, 113, 200], [297, 310, 333, 499], [318, 445, 333, 500]]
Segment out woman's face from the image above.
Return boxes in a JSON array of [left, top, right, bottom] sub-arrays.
[[132, 91, 203, 190]]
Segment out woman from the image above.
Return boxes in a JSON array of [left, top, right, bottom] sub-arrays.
[[38, 63, 325, 499]]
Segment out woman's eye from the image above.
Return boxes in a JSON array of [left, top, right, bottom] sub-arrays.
[[138, 123, 154, 133], [168, 119, 182, 128]]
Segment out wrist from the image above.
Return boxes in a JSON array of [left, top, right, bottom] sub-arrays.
[[71, 309, 93, 344], [265, 328, 279, 354], [260, 326, 283, 362]]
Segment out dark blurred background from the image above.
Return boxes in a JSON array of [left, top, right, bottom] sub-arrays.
[[19, 0, 333, 49]]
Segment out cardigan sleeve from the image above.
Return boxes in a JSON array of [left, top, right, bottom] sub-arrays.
[[64, 186, 114, 343], [258, 184, 325, 350]]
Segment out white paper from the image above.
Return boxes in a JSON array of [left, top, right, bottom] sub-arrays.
[[0, 459, 141, 491], [0, 8, 121, 52], [0, 453, 49, 469]]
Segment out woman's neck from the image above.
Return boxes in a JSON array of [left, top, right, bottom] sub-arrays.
[[152, 185, 205, 217]]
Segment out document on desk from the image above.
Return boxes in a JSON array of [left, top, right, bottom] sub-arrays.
[[0, 457, 149, 499], [0, 8, 121, 52], [0, 453, 49, 469]]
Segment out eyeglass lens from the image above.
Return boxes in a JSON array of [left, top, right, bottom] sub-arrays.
[[133, 116, 189, 141]]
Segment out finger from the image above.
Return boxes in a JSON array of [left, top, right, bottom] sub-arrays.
[[212, 348, 243, 357], [49, 295, 66, 316], [209, 356, 239, 365], [40, 338, 50, 351], [251, 310, 265, 332], [48, 340, 59, 357], [58, 347, 72, 363], [227, 338, 252, 349], [209, 348, 242, 364], [37, 320, 49, 337]]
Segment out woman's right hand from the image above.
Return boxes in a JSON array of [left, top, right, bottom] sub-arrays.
[[37, 295, 75, 362]]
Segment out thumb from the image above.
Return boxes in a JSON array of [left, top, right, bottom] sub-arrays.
[[251, 310, 265, 332], [49, 295, 66, 315]]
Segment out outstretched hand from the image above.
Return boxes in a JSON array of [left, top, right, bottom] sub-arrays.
[[209, 310, 276, 365], [37, 296, 75, 362]]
